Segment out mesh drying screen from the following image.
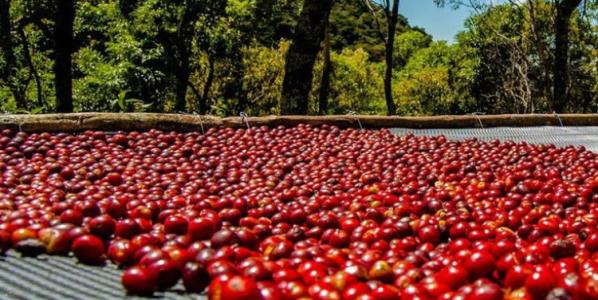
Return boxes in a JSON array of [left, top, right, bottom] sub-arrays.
[[1, 126, 597, 300], [390, 126, 598, 152]]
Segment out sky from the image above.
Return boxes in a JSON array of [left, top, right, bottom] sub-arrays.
[[398, 1, 474, 42]]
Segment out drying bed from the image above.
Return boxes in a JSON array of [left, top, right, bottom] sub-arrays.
[[390, 126, 598, 152], [0, 124, 597, 300]]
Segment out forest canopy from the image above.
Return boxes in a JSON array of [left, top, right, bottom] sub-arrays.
[[0, 0, 596, 116]]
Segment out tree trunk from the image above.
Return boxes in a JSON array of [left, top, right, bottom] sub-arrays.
[[0, 0, 13, 81], [174, 65, 189, 112], [553, 0, 581, 113], [318, 25, 332, 115], [235, 67, 248, 114], [199, 55, 215, 115], [173, 3, 196, 113], [53, 0, 75, 113], [384, 0, 399, 116], [281, 0, 334, 115], [1, 0, 26, 109], [174, 57, 190, 112], [527, 0, 551, 104], [18, 27, 43, 108], [173, 36, 190, 112]]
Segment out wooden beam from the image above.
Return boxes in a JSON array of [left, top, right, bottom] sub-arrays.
[[0, 113, 597, 132]]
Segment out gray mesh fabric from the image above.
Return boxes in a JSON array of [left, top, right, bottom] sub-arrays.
[[1, 126, 597, 299], [0, 251, 194, 300], [390, 126, 598, 152]]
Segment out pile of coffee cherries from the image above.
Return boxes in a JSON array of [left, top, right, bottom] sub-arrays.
[[0, 125, 597, 299]]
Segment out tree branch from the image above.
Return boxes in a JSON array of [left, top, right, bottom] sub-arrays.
[[361, 0, 387, 42]]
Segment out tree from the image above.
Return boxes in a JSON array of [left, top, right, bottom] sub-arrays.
[[252, 0, 300, 46], [326, 48, 385, 114], [280, 0, 334, 115], [127, 0, 226, 113], [54, 0, 75, 112], [383, 0, 399, 115], [163, 0, 227, 113], [329, 0, 395, 61], [362, 0, 400, 115], [394, 41, 475, 115], [553, 0, 582, 112], [172, 2, 198, 112], [436, 0, 591, 112], [318, 24, 332, 115], [0, 0, 29, 109], [196, 17, 240, 114], [526, 0, 551, 103], [461, 4, 535, 113], [394, 30, 432, 67]]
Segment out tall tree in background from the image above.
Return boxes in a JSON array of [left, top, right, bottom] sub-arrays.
[[362, 0, 400, 115], [383, 0, 400, 115], [1, 0, 17, 107], [1, 0, 28, 109], [553, 0, 582, 112], [318, 25, 332, 115], [170, 1, 200, 112], [54, 0, 74, 112], [437, 0, 589, 112], [253, 0, 299, 46], [281, 0, 334, 115], [196, 18, 242, 114], [526, 0, 551, 103], [175, 3, 196, 112], [134, 0, 226, 113]]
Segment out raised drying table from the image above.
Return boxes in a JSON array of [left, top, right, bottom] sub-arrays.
[[1, 114, 597, 300]]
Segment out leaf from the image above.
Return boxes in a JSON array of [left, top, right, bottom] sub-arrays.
[[117, 90, 127, 111], [30, 107, 44, 114]]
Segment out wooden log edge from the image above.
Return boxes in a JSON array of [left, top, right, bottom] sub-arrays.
[[0, 113, 597, 132]]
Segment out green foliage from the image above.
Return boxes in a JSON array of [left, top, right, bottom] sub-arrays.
[[394, 42, 476, 115], [394, 30, 432, 67], [252, 0, 301, 46], [242, 41, 289, 115], [327, 48, 385, 114]]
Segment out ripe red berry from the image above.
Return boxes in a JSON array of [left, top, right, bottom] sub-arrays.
[[106, 172, 123, 186], [122, 266, 157, 295], [208, 275, 260, 300], [107, 239, 134, 266], [463, 251, 496, 279], [72, 234, 105, 265], [525, 266, 557, 299], [210, 229, 239, 248], [584, 232, 598, 252], [164, 215, 188, 235], [148, 258, 182, 290], [418, 225, 441, 244], [466, 279, 502, 300], [115, 219, 141, 239], [182, 262, 210, 293], [435, 265, 469, 290], [187, 218, 216, 241], [59, 209, 84, 225], [87, 215, 116, 239]]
